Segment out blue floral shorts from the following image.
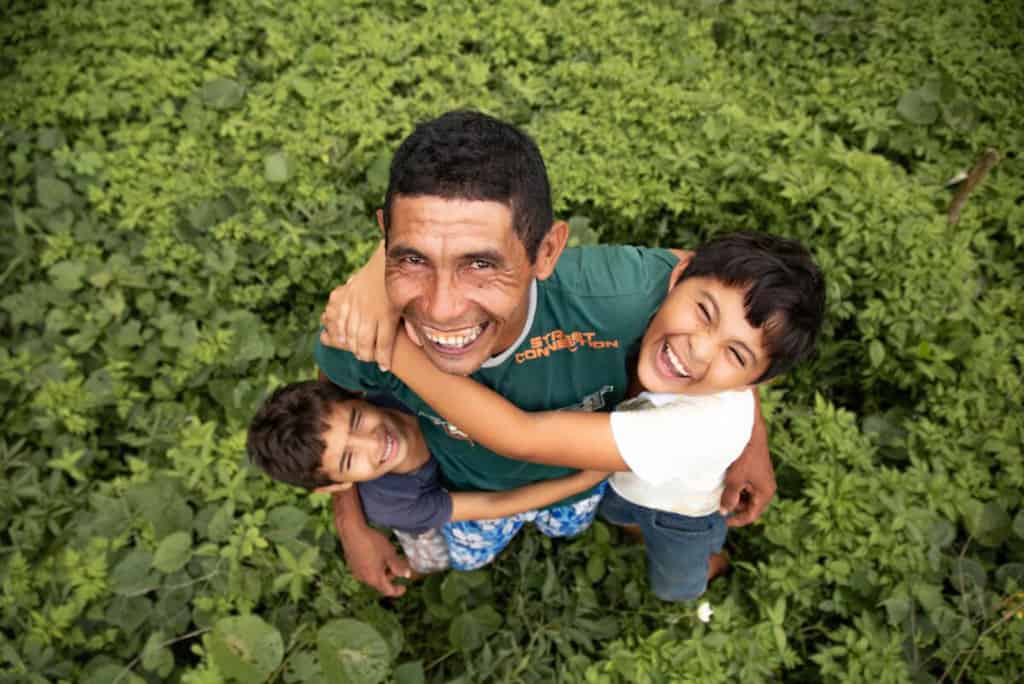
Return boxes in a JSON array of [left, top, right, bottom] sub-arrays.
[[441, 481, 608, 570]]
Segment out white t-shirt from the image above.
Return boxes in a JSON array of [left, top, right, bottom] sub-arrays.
[[609, 390, 754, 516]]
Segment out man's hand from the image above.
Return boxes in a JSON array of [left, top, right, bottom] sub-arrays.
[[719, 395, 775, 527], [332, 489, 410, 597], [319, 241, 401, 371]]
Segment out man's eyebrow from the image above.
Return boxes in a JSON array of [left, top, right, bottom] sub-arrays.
[[386, 244, 428, 261], [462, 249, 506, 266]]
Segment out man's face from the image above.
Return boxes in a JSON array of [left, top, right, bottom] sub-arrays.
[[636, 276, 772, 396], [382, 196, 538, 376], [318, 400, 425, 484]]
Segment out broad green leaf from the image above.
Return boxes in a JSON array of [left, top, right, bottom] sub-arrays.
[[394, 661, 425, 684], [317, 619, 391, 684], [209, 615, 284, 683], [110, 549, 159, 597], [201, 78, 245, 110], [868, 339, 885, 368], [926, 518, 956, 548], [36, 176, 74, 208], [81, 664, 144, 684], [896, 89, 939, 125], [264, 152, 292, 184], [961, 499, 1012, 547], [448, 605, 502, 651], [206, 501, 235, 541], [365, 150, 392, 192], [104, 595, 153, 632], [880, 597, 911, 626], [141, 631, 174, 677], [49, 260, 87, 292], [1012, 510, 1024, 540], [586, 554, 606, 583], [152, 531, 192, 573], [949, 558, 986, 592]]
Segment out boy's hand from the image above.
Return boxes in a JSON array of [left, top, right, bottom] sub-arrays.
[[319, 241, 402, 371]]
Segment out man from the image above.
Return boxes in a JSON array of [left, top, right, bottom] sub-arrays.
[[317, 110, 775, 596]]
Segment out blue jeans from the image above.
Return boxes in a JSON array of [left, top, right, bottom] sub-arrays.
[[599, 486, 727, 601]]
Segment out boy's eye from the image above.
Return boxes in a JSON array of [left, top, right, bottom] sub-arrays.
[[353, 410, 361, 430], [698, 303, 710, 322], [730, 347, 746, 366]]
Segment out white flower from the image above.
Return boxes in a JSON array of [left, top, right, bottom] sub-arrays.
[[697, 601, 714, 623]]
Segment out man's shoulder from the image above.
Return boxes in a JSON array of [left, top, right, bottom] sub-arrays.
[[314, 336, 397, 393], [545, 245, 678, 299]]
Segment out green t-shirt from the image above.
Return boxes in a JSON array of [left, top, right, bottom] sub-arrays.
[[315, 245, 678, 504]]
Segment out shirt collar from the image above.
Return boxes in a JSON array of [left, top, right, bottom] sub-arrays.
[[481, 279, 537, 369]]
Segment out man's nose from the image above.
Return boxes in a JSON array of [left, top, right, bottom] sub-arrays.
[[423, 271, 467, 324]]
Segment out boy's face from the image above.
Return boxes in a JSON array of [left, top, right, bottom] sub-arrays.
[[316, 400, 423, 490], [637, 274, 771, 396]]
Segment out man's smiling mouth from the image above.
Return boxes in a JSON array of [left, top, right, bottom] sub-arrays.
[[420, 322, 489, 355]]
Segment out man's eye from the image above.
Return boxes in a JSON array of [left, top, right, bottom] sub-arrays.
[[469, 259, 493, 270], [403, 255, 425, 266]]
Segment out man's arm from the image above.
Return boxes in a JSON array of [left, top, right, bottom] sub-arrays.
[[719, 389, 776, 527], [318, 370, 410, 596], [449, 470, 608, 522]]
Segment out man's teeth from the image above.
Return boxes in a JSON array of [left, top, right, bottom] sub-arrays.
[[665, 343, 690, 377], [423, 324, 485, 348]]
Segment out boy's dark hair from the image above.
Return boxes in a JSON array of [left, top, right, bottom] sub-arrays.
[[680, 231, 826, 383], [382, 110, 554, 262], [246, 380, 359, 490]]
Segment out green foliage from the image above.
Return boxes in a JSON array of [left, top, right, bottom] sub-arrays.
[[2, 0, 1022, 682]]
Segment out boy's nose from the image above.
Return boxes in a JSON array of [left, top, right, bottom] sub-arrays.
[[688, 333, 714, 367]]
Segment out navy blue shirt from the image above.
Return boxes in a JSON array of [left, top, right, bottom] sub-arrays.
[[355, 457, 453, 535]]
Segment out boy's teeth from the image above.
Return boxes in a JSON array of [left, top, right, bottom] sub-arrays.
[[424, 324, 484, 348], [665, 343, 690, 377]]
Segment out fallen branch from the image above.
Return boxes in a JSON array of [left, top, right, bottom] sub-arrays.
[[947, 148, 1000, 225]]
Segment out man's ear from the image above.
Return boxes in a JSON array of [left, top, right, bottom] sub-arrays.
[[533, 221, 570, 281], [376, 208, 386, 236], [314, 481, 352, 495]]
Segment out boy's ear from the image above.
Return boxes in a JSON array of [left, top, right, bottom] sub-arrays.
[[314, 481, 353, 495], [533, 221, 569, 281], [376, 208, 386, 236], [667, 255, 691, 293]]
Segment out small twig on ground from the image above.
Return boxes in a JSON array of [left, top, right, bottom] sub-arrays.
[[947, 148, 1000, 225]]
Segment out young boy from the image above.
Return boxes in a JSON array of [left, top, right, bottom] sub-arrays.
[[384, 232, 825, 600], [246, 380, 607, 574]]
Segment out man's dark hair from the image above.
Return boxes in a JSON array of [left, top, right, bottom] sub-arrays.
[[382, 110, 554, 262], [246, 380, 359, 490], [680, 231, 826, 383]]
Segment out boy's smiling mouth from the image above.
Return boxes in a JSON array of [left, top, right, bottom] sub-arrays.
[[379, 430, 397, 467], [661, 340, 692, 379]]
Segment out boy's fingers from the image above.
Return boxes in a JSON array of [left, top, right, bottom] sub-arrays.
[[376, 321, 396, 372]]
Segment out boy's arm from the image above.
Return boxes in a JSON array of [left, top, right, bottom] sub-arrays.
[[449, 470, 609, 522], [319, 240, 404, 370], [391, 334, 630, 471]]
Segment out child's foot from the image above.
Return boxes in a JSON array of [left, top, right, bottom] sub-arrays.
[[707, 551, 730, 582]]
